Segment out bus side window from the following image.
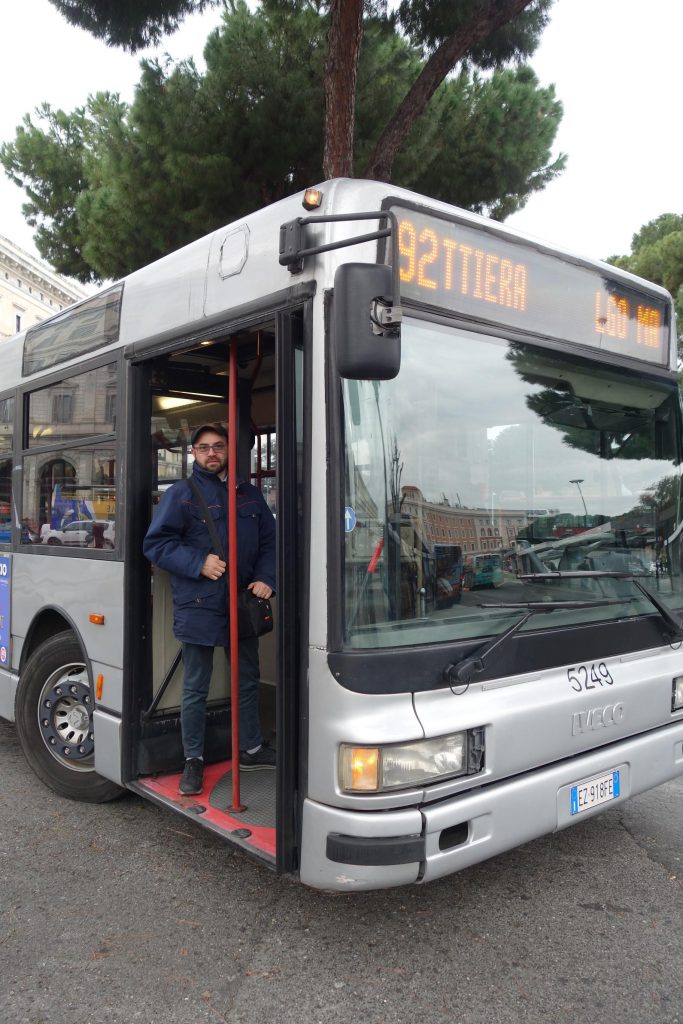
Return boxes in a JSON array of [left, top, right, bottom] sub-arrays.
[[23, 364, 118, 550], [0, 394, 14, 544], [251, 429, 276, 515]]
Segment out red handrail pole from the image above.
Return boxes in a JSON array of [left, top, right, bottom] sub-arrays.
[[228, 338, 245, 811]]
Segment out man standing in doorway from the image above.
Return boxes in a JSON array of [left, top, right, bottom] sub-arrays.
[[144, 423, 276, 795]]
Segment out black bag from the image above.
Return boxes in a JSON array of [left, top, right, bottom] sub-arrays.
[[237, 588, 274, 639], [189, 477, 273, 639]]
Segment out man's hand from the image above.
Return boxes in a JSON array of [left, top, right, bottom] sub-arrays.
[[201, 554, 226, 580], [248, 581, 273, 599]]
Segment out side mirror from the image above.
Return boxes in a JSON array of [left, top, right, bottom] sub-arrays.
[[333, 263, 401, 380]]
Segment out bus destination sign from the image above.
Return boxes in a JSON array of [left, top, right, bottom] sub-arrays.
[[389, 206, 670, 367]]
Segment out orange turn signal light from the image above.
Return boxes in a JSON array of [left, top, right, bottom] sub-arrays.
[[96, 673, 104, 700], [339, 745, 380, 792], [89, 613, 105, 625]]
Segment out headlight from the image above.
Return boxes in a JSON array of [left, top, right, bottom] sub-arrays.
[[672, 676, 683, 711], [339, 732, 468, 793]]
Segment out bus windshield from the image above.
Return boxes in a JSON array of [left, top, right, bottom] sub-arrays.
[[342, 318, 683, 649]]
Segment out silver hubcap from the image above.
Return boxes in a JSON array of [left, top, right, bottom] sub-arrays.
[[37, 663, 95, 772]]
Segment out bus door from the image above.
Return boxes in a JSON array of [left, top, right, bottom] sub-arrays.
[[124, 313, 305, 874]]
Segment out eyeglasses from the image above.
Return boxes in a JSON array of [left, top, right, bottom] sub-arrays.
[[193, 442, 227, 454]]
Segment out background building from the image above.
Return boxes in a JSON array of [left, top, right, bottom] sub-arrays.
[[400, 485, 528, 554], [0, 234, 88, 340]]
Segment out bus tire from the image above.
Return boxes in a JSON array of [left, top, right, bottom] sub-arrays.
[[15, 631, 124, 803]]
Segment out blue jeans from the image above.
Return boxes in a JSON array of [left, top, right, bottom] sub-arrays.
[[181, 638, 262, 759]]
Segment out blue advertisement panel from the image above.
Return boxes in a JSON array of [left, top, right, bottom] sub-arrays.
[[0, 555, 10, 668]]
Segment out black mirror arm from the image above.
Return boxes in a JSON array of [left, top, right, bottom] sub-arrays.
[[278, 210, 402, 334]]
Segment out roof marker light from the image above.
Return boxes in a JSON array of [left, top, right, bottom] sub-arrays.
[[302, 188, 323, 211]]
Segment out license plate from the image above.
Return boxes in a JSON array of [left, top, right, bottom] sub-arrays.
[[570, 769, 620, 815]]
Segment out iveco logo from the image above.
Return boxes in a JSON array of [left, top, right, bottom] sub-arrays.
[[572, 702, 624, 736]]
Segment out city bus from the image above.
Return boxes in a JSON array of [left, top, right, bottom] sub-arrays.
[[433, 543, 464, 607], [1, 178, 683, 891], [463, 551, 504, 590]]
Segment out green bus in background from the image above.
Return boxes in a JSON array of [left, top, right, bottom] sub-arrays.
[[463, 551, 504, 589]]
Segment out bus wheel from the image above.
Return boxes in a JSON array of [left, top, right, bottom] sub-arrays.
[[16, 632, 123, 803]]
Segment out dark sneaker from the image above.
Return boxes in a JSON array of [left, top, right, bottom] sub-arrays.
[[239, 745, 276, 771], [179, 757, 204, 794]]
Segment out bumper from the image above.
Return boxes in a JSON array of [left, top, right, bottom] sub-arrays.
[[299, 722, 683, 891], [0, 667, 19, 723]]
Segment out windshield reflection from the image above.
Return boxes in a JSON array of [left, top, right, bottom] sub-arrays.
[[343, 320, 683, 649]]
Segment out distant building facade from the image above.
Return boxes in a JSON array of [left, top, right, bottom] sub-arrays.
[[0, 235, 88, 340], [400, 485, 528, 554]]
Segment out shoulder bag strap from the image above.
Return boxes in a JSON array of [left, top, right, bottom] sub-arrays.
[[188, 476, 226, 562]]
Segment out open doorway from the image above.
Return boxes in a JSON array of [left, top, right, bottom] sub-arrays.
[[127, 313, 304, 871]]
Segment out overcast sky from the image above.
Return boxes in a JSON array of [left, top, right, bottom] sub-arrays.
[[1, 0, 680, 271]]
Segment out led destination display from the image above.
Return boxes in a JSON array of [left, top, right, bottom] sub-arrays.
[[389, 206, 670, 367]]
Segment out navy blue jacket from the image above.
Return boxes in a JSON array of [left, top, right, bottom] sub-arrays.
[[143, 464, 276, 646]]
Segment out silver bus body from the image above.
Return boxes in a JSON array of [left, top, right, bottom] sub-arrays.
[[0, 178, 681, 890]]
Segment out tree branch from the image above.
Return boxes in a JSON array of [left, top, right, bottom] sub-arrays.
[[363, 0, 535, 181]]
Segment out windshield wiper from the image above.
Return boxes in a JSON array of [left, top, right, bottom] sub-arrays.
[[519, 571, 683, 640], [629, 577, 683, 640], [442, 598, 628, 690], [519, 570, 633, 580]]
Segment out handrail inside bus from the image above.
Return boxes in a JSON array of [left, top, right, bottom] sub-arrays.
[[141, 647, 182, 721]]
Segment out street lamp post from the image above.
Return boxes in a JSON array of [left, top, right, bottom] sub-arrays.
[[570, 478, 588, 528]]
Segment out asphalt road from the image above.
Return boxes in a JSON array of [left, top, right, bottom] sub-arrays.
[[1, 718, 682, 1024]]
